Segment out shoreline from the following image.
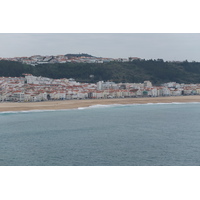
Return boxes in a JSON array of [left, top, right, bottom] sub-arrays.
[[1, 96, 200, 112]]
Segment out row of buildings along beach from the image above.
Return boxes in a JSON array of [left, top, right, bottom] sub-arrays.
[[1, 74, 200, 102]]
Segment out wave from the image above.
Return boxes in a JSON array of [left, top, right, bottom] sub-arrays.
[[78, 102, 200, 110], [0, 109, 57, 114], [146, 102, 200, 105], [1, 102, 200, 114], [0, 104, 129, 114], [172, 102, 200, 104], [78, 104, 125, 110]]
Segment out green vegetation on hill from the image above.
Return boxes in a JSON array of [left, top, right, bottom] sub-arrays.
[[1, 59, 200, 84], [65, 53, 94, 58]]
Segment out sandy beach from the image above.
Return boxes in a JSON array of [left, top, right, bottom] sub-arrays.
[[0, 96, 200, 112]]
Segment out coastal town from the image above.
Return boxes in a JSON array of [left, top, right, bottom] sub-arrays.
[[0, 73, 200, 102], [0, 54, 200, 102]]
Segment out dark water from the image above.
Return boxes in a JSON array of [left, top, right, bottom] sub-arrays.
[[1, 103, 200, 166]]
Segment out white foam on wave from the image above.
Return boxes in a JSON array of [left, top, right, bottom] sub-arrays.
[[77, 101, 200, 109], [145, 102, 200, 105], [172, 102, 200, 104], [0, 107, 80, 114], [0, 109, 61, 114], [77, 107, 87, 110], [90, 104, 124, 108], [78, 104, 126, 110]]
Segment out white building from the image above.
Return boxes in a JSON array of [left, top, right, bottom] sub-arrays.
[[144, 81, 152, 88], [162, 87, 171, 96], [97, 81, 104, 90], [25, 74, 52, 85]]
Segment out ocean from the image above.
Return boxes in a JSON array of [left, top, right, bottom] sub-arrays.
[[0, 102, 200, 166]]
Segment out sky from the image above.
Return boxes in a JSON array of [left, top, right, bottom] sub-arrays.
[[1, 33, 200, 62]]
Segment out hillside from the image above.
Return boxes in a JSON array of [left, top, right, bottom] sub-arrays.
[[1, 59, 200, 84]]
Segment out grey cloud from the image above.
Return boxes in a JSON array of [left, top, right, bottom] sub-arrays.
[[0, 33, 200, 61]]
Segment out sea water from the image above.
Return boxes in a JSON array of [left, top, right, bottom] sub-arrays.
[[0, 102, 200, 166]]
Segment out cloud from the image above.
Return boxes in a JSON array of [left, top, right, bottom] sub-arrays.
[[0, 33, 200, 61]]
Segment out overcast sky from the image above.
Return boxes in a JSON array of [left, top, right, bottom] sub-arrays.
[[0, 33, 200, 61]]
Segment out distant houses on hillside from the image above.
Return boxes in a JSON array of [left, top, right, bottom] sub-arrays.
[[0, 54, 143, 66]]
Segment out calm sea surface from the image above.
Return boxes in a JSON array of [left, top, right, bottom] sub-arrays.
[[1, 102, 200, 166]]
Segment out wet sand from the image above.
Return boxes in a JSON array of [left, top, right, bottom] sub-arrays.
[[0, 96, 200, 112]]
